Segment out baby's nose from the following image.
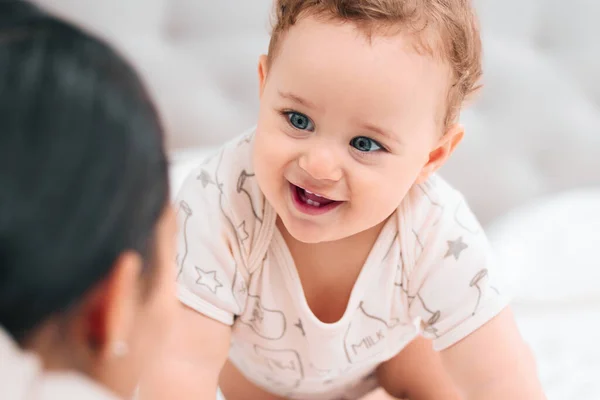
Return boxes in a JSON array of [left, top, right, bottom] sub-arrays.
[[298, 146, 343, 182]]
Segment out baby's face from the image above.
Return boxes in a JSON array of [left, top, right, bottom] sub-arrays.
[[254, 16, 455, 243]]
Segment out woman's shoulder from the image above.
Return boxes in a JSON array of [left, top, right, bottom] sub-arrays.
[[0, 329, 118, 400]]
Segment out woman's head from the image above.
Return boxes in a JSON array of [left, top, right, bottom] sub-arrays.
[[0, 2, 176, 397]]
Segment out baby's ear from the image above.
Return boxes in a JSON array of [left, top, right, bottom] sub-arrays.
[[257, 55, 269, 98], [416, 124, 464, 184]]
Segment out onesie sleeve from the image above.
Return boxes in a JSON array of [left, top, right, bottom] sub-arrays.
[[174, 149, 250, 326], [404, 178, 510, 351]]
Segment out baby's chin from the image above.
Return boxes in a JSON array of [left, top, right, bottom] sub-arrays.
[[278, 214, 350, 244]]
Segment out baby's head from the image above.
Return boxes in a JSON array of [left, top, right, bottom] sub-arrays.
[[253, 0, 482, 243]]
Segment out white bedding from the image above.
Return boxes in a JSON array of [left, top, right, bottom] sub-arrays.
[[487, 189, 600, 399], [515, 306, 600, 399]]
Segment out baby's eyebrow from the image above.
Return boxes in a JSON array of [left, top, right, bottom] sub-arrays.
[[360, 122, 403, 145], [278, 90, 319, 110]]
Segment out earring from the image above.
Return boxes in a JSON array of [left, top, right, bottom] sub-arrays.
[[111, 340, 129, 358]]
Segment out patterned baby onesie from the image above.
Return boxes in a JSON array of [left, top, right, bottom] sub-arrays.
[[175, 131, 509, 400]]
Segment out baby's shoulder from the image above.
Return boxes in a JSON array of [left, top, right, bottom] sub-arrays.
[[402, 174, 480, 234], [399, 175, 487, 265], [193, 129, 257, 195], [176, 128, 273, 272]]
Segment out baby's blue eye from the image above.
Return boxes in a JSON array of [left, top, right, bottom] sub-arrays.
[[287, 112, 314, 131], [350, 136, 382, 152]]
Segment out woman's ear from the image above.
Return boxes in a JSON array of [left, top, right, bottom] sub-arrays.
[[416, 124, 464, 184], [83, 251, 142, 360], [258, 54, 269, 99]]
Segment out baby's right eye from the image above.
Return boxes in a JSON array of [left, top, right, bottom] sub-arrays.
[[285, 111, 315, 131]]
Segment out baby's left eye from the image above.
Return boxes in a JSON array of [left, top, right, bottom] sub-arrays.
[[286, 111, 314, 131], [350, 136, 382, 152]]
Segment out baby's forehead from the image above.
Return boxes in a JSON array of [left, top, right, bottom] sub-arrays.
[[272, 16, 452, 92], [268, 1, 481, 128], [276, 19, 450, 91], [274, 14, 450, 66], [268, 22, 450, 133]]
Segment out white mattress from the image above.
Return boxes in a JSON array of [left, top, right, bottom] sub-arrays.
[[514, 306, 600, 399]]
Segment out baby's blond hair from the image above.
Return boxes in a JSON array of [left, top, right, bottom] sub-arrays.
[[268, 0, 482, 128]]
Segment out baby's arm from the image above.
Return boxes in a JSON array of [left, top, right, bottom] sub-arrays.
[[402, 184, 545, 399], [378, 336, 461, 399], [140, 305, 230, 400], [440, 308, 545, 399]]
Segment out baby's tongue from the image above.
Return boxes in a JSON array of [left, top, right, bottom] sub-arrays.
[[304, 190, 334, 205]]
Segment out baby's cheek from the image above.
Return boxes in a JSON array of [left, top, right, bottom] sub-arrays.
[[361, 173, 400, 201]]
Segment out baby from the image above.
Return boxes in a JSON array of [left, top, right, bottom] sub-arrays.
[[143, 1, 545, 399]]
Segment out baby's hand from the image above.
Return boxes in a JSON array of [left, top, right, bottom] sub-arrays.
[[440, 308, 546, 399]]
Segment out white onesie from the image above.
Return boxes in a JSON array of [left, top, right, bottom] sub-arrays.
[[175, 131, 509, 400]]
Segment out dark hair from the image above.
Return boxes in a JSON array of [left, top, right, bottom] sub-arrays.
[[0, 1, 169, 341]]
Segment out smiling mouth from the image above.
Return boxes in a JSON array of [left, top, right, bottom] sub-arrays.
[[297, 186, 335, 207], [290, 183, 343, 215]]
